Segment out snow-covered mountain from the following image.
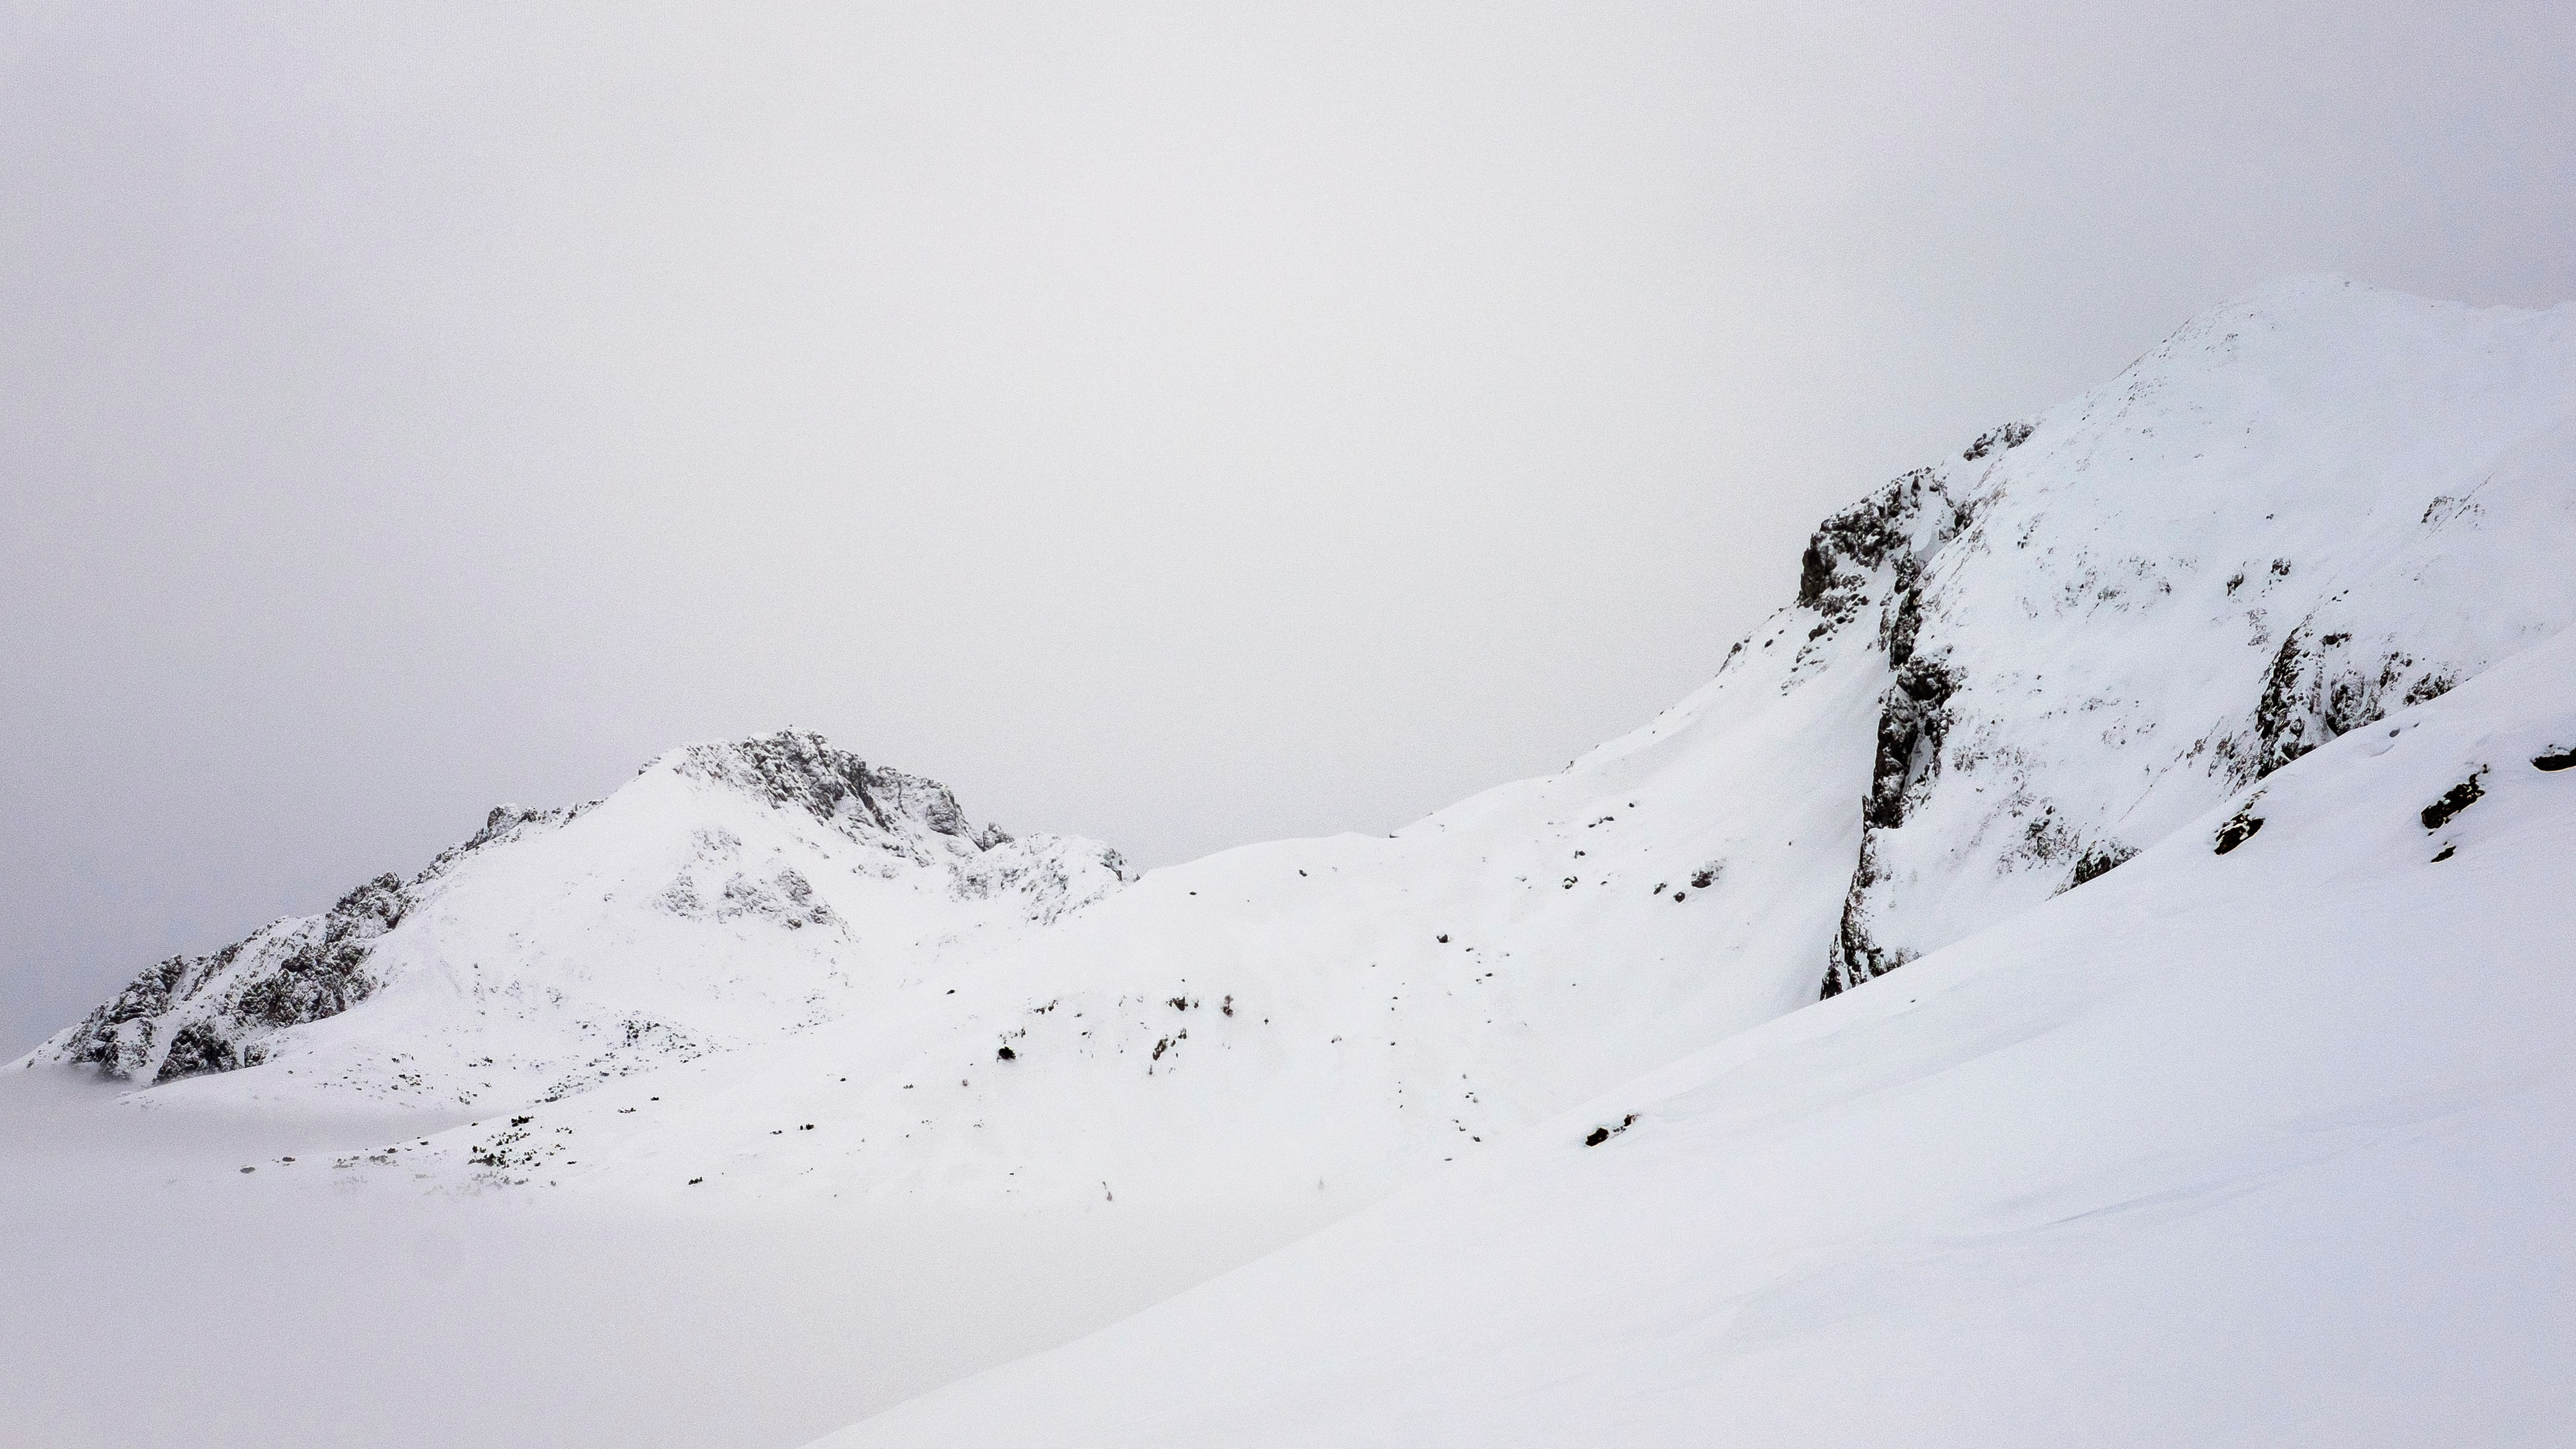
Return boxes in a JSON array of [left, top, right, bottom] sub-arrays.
[[1815, 278, 2576, 991], [228, 276, 2561, 1210], [814, 559, 2576, 1449], [11, 276, 2573, 1449], [19, 731, 1131, 1110]]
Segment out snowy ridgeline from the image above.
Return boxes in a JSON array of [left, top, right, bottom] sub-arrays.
[[19, 278, 2576, 1219], [12, 274, 2576, 1448], [814, 551, 2576, 1449], [20, 731, 1132, 1109]]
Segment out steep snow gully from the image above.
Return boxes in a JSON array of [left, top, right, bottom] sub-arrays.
[[10, 278, 2575, 1448]]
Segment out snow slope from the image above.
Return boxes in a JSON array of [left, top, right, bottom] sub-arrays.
[[16, 731, 1130, 1112], [0, 1069, 1326, 1449], [8, 276, 2571, 1449], [1822, 276, 2576, 991], [374, 616, 1886, 1204], [346, 278, 2576, 1211], [814, 603, 2576, 1448]]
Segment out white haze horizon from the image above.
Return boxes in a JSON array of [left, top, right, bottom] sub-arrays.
[[5, 0, 2573, 1057]]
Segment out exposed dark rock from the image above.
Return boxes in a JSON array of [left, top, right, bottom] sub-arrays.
[[2403, 674, 2456, 706], [1879, 556, 1928, 667], [59, 869, 413, 1083], [1582, 1113, 1640, 1147], [657, 739, 1136, 920], [1796, 543, 1837, 612], [1821, 842, 1912, 998], [2214, 806, 2264, 855], [41, 779, 621, 1085], [2247, 620, 2457, 783], [2535, 749, 2576, 773], [63, 957, 189, 1075], [235, 875, 404, 1029], [745, 733, 878, 825], [1794, 469, 1966, 639], [1961, 421, 2034, 460], [672, 730, 938, 836], [1864, 656, 1961, 831], [2420, 772, 2485, 831], [1809, 474, 1975, 1000], [155, 1022, 242, 1083], [2070, 841, 2138, 888]]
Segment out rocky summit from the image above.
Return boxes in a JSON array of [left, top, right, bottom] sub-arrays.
[[29, 730, 1130, 1108]]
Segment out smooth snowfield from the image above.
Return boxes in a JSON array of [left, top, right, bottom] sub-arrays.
[[818, 630, 2576, 1447], [0, 1071, 1326, 1449]]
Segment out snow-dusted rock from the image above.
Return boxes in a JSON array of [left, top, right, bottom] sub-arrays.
[[1821, 278, 2576, 991], [20, 731, 1131, 1109]]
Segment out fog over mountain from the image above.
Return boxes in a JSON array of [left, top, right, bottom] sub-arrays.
[[7, 1, 2575, 1057], [5, 9, 2575, 1448], [11, 278, 2574, 1448]]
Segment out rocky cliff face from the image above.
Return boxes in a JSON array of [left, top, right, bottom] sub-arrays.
[[1816, 278, 2576, 994]]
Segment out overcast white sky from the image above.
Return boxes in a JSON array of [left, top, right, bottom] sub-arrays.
[[3, 1, 2570, 1054]]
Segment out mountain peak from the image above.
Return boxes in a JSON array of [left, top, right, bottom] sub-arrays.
[[22, 729, 1128, 1099], [653, 729, 1000, 847]]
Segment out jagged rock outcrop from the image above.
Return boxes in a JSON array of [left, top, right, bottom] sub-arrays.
[[1817, 278, 2576, 996], [55, 847, 543, 1085], [2240, 614, 2458, 783], [667, 731, 974, 842]]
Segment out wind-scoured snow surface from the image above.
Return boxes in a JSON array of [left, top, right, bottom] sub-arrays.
[[817, 574, 2576, 1449], [18, 729, 1132, 1110], [7, 278, 2573, 1449]]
